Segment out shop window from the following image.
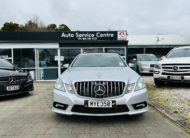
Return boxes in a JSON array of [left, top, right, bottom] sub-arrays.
[[37, 68, 58, 80], [39, 49, 58, 67], [13, 49, 35, 68], [146, 48, 172, 58], [82, 48, 103, 53], [105, 48, 125, 56], [0, 49, 11, 59]]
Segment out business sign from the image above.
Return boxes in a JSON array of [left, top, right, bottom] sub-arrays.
[[59, 31, 127, 41], [117, 31, 127, 40]]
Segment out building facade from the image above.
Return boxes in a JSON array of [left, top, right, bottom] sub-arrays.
[[0, 32, 189, 81]]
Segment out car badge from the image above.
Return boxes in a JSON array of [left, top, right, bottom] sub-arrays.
[[94, 84, 106, 96], [173, 65, 178, 71], [8, 77, 16, 84]]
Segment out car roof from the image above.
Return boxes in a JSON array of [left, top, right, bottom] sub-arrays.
[[136, 54, 155, 56], [174, 46, 190, 50], [78, 53, 120, 56]]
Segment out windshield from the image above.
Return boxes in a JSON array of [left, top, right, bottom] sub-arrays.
[[138, 55, 158, 61], [166, 48, 190, 58], [72, 54, 126, 67], [0, 59, 14, 68]]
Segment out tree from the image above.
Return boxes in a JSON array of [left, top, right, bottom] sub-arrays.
[[18, 25, 27, 32], [0, 18, 71, 32], [47, 24, 57, 31], [58, 24, 71, 32], [24, 20, 39, 32], [1, 22, 19, 32]]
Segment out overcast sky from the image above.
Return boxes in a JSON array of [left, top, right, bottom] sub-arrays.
[[0, 0, 190, 35]]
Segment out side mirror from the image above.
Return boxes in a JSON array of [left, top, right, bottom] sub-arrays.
[[133, 58, 137, 61], [63, 64, 69, 68]]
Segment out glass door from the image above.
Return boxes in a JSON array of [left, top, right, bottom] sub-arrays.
[[36, 49, 59, 80], [60, 48, 81, 73], [13, 48, 36, 80]]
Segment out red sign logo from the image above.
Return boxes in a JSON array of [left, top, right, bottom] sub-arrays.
[[118, 31, 127, 40]]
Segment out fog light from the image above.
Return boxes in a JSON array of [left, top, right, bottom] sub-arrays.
[[53, 102, 68, 110], [132, 102, 147, 110], [154, 71, 160, 74]]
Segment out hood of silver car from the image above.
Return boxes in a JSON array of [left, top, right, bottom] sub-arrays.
[[60, 67, 140, 84], [138, 61, 157, 65], [158, 57, 190, 64]]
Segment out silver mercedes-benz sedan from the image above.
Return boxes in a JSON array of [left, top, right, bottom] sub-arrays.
[[131, 54, 158, 74], [52, 53, 148, 116]]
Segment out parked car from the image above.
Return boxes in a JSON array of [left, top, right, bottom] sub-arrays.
[[52, 53, 148, 116], [130, 54, 158, 74], [0, 59, 34, 96], [154, 46, 190, 86]]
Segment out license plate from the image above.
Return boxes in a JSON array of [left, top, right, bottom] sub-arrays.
[[6, 85, 20, 91], [170, 76, 181, 80], [84, 100, 116, 108]]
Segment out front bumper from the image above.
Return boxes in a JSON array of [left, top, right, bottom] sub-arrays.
[[0, 81, 34, 96], [154, 70, 190, 83], [139, 66, 153, 74], [52, 88, 148, 116]]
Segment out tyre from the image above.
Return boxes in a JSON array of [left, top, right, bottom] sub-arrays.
[[154, 78, 165, 87]]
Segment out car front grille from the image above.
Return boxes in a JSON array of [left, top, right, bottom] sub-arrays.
[[0, 76, 27, 83], [74, 81, 125, 98], [161, 64, 190, 75], [150, 64, 155, 68], [71, 105, 129, 114], [162, 72, 190, 76]]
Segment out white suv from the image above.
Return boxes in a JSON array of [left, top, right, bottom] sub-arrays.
[[52, 53, 148, 116], [154, 46, 190, 86]]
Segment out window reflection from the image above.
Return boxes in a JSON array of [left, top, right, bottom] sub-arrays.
[[82, 48, 103, 53], [13, 49, 35, 68], [60, 48, 81, 66], [0, 49, 11, 57], [39, 49, 57, 67], [37, 68, 58, 80]]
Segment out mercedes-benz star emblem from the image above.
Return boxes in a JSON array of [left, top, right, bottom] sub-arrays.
[[173, 65, 178, 71], [8, 77, 16, 84], [94, 84, 106, 96]]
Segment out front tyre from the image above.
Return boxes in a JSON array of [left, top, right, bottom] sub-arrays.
[[154, 78, 165, 87]]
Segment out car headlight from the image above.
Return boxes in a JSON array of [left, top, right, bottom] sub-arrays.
[[65, 84, 75, 94], [134, 78, 146, 91], [154, 64, 161, 69], [55, 78, 66, 92], [27, 73, 32, 82], [126, 83, 135, 93]]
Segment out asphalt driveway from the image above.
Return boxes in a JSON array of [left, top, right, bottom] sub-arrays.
[[0, 82, 189, 138]]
